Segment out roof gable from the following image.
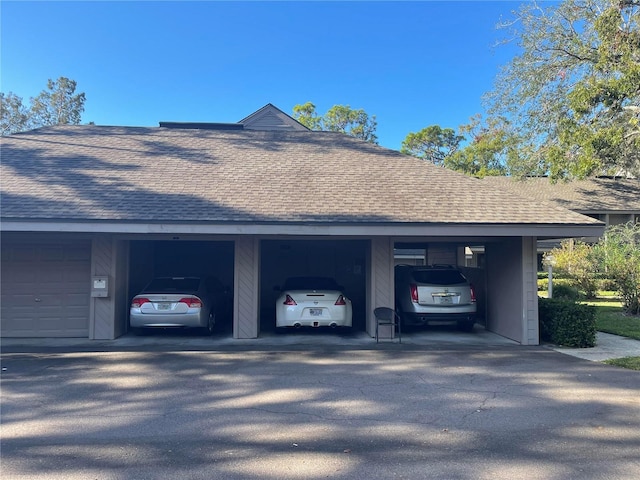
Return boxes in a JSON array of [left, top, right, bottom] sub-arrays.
[[239, 103, 309, 131]]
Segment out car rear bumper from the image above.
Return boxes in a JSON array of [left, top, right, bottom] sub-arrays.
[[275, 304, 352, 328], [401, 312, 475, 326], [276, 312, 352, 328], [130, 311, 206, 328]]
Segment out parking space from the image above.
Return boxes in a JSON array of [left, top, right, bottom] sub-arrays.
[[259, 240, 368, 334], [2, 342, 638, 480], [128, 240, 235, 334]]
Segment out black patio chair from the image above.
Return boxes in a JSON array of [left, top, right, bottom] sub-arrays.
[[374, 307, 401, 343]]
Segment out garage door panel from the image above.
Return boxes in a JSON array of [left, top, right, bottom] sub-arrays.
[[2, 312, 37, 326], [38, 269, 65, 283], [1, 240, 91, 337], [39, 312, 88, 330], [1, 293, 33, 306], [67, 293, 91, 307], [3, 246, 38, 262], [2, 269, 38, 286]]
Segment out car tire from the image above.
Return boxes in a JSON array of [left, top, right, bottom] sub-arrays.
[[206, 313, 216, 336]]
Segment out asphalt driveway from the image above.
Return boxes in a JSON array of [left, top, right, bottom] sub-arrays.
[[1, 344, 639, 480]]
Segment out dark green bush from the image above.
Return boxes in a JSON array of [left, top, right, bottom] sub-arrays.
[[550, 284, 583, 301], [537, 278, 576, 293], [538, 298, 596, 347]]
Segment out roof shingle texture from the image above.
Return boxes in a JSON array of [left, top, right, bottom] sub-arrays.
[[0, 126, 600, 226], [483, 176, 640, 213]]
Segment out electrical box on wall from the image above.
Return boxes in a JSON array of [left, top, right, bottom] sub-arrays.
[[91, 276, 110, 298]]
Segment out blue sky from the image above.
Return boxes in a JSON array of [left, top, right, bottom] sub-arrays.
[[1, 1, 523, 150]]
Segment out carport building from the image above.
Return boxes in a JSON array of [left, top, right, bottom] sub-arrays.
[[0, 104, 604, 344]]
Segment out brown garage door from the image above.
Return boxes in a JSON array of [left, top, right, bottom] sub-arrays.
[[1, 240, 91, 337]]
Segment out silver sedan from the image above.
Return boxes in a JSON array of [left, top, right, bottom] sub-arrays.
[[130, 277, 221, 334]]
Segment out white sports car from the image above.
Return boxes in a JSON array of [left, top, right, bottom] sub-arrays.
[[275, 276, 353, 329]]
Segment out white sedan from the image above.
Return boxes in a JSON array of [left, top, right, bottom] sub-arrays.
[[275, 276, 353, 329]]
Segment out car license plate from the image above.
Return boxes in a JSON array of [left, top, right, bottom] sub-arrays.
[[310, 308, 322, 316], [157, 303, 171, 310], [438, 296, 453, 305]]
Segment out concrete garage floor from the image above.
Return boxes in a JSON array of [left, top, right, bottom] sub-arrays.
[[0, 325, 519, 352], [2, 326, 639, 362]]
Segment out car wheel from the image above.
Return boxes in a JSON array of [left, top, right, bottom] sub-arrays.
[[207, 312, 216, 335], [202, 312, 216, 335]]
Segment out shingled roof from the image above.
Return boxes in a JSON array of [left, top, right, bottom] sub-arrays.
[[1, 125, 602, 231], [483, 176, 640, 213]]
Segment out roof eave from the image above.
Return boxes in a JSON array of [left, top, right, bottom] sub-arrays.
[[0, 219, 605, 239]]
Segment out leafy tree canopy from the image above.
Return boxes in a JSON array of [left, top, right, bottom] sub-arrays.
[[593, 221, 640, 315], [400, 116, 514, 177], [485, 0, 640, 180], [400, 125, 463, 166], [0, 92, 30, 136], [445, 116, 513, 178], [1, 77, 86, 135], [292, 102, 378, 144]]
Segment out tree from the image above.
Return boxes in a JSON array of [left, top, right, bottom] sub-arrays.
[[0, 92, 30, 136], [292, 102, 322, 131], [400, 116, 516, 177], [400, 125, 463, 166], [485, 0, 640, 180], [292, 102, 378, 143], [445, 115, 512, 177], [30, 77, 86, 127], [593, 222, 640, 314], [1, 77, 86, 135], [548, 239, 599, 298]]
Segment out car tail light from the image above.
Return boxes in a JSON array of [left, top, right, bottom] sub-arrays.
[[470, 285, 477, 303], [131, 297, 150, 308], [410, 284, 419, 303], [335, 295, 347, 306], [179, 297, 202, 308], [283, 294, 297, 306]]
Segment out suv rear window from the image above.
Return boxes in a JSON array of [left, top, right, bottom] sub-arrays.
[[411, 270, 467, 285]]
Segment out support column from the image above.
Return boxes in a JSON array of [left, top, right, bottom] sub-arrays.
[[368, 237, 394, 338], [234, 237, 259, 339], [486, 237, 539, 345]]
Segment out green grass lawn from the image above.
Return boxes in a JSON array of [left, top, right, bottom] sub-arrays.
[[604, 357, 640, 370], [583, 299, 640, 341], [538, 290, 640, 370], [583, 298, 640, 371]]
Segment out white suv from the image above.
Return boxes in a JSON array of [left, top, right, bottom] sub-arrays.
[[394, 265, 476, 331]]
